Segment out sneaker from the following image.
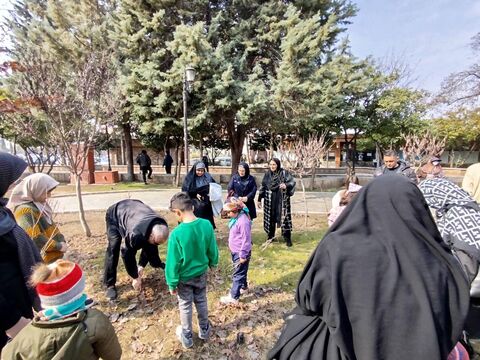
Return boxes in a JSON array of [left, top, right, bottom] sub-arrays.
[[106, 286, 117, 300], [240, 287, 249, 295], [198, 322, 211, 340], [176, 325, 193, 349], [220, 294, 239, 305]]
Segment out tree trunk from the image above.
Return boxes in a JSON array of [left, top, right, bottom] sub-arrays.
[[122, 122, 134, 181], [310, 167, 316, 191], [175, 144, 182, 187], [300, 177, 308, 227], [226, 118, 246, 175], [74, 174, 91, 237]]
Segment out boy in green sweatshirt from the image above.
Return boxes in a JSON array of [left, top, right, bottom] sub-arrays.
[[165, 192, 219, 349]]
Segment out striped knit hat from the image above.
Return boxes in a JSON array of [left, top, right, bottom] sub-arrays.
[[33, 260, 90, 320]]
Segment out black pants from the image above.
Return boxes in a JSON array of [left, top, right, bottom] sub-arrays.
[[165, 165, 172, 174], [267, 221, 291, 243], [103, 214, 123, 287], [140, 166, 152, 183]]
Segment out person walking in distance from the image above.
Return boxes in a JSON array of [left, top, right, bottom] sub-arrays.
[[163, 150, 174, 174], [136, 150, 152, 184]]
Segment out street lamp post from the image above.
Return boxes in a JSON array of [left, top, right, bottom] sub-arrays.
[[183, 65, 196, 174]]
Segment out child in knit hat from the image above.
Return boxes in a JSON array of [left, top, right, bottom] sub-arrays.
[[2, 260, 122, 360], [220, 199, 252, 305]]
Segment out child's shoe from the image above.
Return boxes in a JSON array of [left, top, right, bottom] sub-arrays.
[[198, 322, 211, 340], [176, 325, 193, 349], [220, 294, 239, 305], [240, 287, 249, 295]]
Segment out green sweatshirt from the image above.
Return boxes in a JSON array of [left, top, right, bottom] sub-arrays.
[[165, 218, 219, 291]]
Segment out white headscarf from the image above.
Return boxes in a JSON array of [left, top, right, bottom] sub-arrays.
[[8, 173, 59, 224]]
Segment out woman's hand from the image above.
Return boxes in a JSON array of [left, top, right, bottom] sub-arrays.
[[240, 196, 248, 202], [196, 194, 203, 201], [257, 200, 263, 209], [279, 183, 287, 190]]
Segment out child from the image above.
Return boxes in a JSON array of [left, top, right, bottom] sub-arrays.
[[166, 192, 219, 349], [220, 200, 252, 305], [2, 260, 122, 360], [328, 183, 362, 227]]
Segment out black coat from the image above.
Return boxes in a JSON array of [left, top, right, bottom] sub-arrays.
[[268, 176, 469, 360], [227, 167, 257, 220], [182, 163, 216, 228], [106, 199, 167, 278]]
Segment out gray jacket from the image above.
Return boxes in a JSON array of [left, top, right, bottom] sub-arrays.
[[375, 160, 417, 184]]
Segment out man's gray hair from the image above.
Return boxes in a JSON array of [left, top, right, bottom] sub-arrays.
[[384, 150, 398, 158], [151, 224, 169, 241]]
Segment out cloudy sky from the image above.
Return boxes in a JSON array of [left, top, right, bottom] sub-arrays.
[[0, 0, 477, 94]]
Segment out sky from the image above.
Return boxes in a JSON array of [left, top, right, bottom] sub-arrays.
[[0, 0, 477, 94], [348, 0, 478, 93]]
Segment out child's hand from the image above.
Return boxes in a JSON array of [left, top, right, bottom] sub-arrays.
[[239, 258, 247, 264], [170, 288, 177, 295], [137, 266, 144, 278]]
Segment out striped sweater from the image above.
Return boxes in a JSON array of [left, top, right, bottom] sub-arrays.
[[13, 202, 64, 252]]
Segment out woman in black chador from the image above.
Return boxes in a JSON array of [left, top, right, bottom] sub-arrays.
[[227, 162, 257, 220], [257, 158, 295, 247], [268, 175, 470, 360], [182, 161, 216, 228]]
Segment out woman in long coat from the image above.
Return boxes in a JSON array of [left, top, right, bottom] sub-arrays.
[[0, 152, 42, 350], [182, 161, 216, 228], [268, 175, 470, 360], [257, 158, 295, 247], [227, 162, 257, 220]]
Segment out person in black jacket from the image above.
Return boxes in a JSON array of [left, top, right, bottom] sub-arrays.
[[227, 162, 257, 220], [163, 150, 174, 174], [181, 161, 216, 228], [136, 150, 152, 184], [0, 152, 42, 350], [103, 199, 169, 300]]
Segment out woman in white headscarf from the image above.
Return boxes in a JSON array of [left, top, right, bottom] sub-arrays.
[[8, 173, 67, 263]]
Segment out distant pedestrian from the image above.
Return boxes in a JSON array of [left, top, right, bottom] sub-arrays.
[[163, 150, 174, 174], [220, 201, 252, 305], [201, 154, 210, 172], [8, 173, 67, 263], [257, 158, 295, 247], [374, 149, 417, 184], [331, 175, 359, 208], [136, 150, 152, 184], [103, 199, 169, 300], [166, 192, 219, 349], [182, 161, 216, 228], [463, 163, 480, 203], [417, 156, 444, 181], [227, 162, 257, 220], [3, 260, 122, 359]]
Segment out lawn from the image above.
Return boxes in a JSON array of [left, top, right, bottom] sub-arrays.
[[55, 182, 178, 195], [57, 210, 327, 359]]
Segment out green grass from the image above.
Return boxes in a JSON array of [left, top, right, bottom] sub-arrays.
[[214, 228, 325, 294], [55, 182, 179, 194]]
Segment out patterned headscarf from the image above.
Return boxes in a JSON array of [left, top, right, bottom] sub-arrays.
[[419, 178, 480, 257]]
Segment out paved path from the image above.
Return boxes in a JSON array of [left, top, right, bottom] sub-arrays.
[[51, 189, 334, 214]]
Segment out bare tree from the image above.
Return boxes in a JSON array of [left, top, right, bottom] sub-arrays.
[[12, 51, 118, 236], [276, 132, 331, 226], [437, 33, 480, 105], [402, 131, 446, 169]]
